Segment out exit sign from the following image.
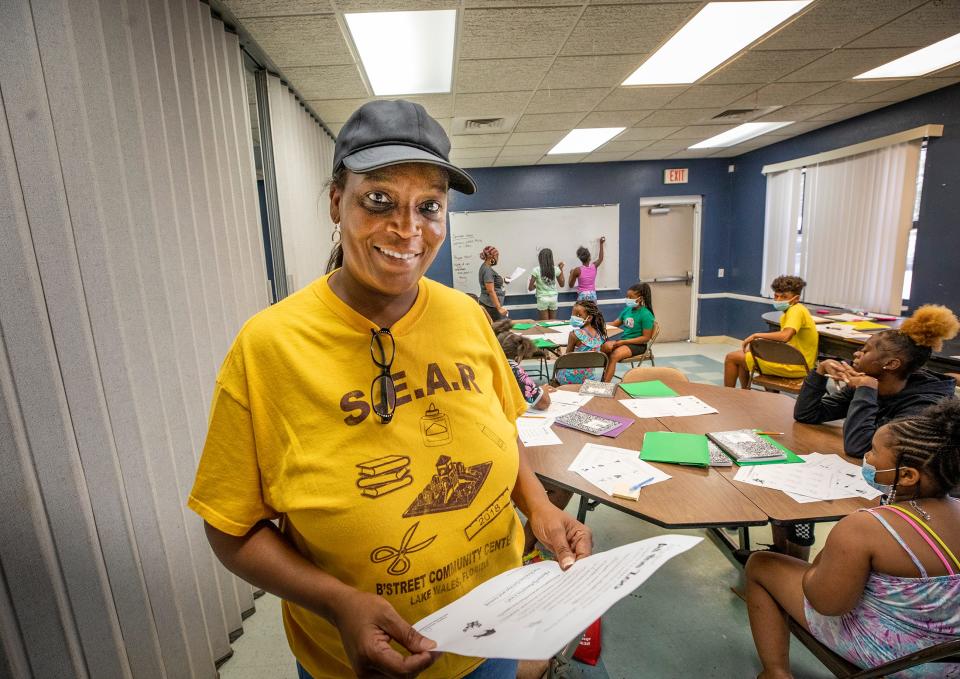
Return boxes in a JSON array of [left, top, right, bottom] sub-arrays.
[[664, 168, 688, 184]]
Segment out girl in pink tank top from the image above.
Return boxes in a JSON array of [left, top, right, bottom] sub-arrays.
[[570, 237, 605, 302]]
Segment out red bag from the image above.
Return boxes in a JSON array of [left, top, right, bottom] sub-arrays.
[[572, 617, 602, 665]]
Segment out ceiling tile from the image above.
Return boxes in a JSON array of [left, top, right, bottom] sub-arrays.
[[457, 58, 553, 93], [797, 80, 902, 105], [669, 148, 718, 159], [334, 0, 456, 10], [493, 156, 543, 167], [702, 50, 829, 86], [626, 150, 670, 161], [618, 126, 682, 141], [754, 103, 842, 122], [451, 133, 511, 149], [637, 108, 727, 126], [308, 98, 368, 123], [561, 3, 700, 56], [728, 82, 833, 108], [515, 111, 586, 132], [505, 131, 567, 146], [775, 120, 832, 136], [498, 144, 553, 157], [466, 0, 583, 6], [460, 7, 583, 59], [937, 65, 960, 78], [781, 48, 917, 82], [667, 124, 739, 140], [242, 16, 353, 67], [525, 88, 611, 114], [542, 54, 647, 89], [577, 110, 650, 127], [645, 139, 690, 151], [584, 151, 633, 162], [449, 146, 506, 159], [847, 2, 960, 48], [595, 139, 654, 153], [754, 0, 927, 51], [283, 65, 368, 99], [860, 77, 960, 103], [807, 101, 893, 121], [224, 1, 330, 18], [595, 86, 687, 111], [395, 94, 454, 119], [539, 154, 589, 164], [458, 157, 497, 168], [454, 91, 533, 117], [664, 84, 761, 109]]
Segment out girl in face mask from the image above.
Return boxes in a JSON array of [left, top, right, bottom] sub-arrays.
[[724, 275, 818, 389], [601, 283, 655, 382], [553, 300, 607, 385], [745, 399, 960, 679]]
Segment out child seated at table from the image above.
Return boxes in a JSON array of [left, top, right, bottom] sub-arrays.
[[601, 283, 655, 382], [498, 331, 552, 411], [795, 304, 959, 457], [724, 275, 818, 389], [745, 400, 960, 679], [553, 300, 607, 386]]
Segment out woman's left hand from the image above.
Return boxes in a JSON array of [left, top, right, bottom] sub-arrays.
[[526, 504, 592, 570]]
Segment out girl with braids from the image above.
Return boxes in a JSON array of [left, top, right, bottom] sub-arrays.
[[746, 399, 960, 679], [497, 331, 554, 411], [554, 300, 607, 385], [527, 248, 565, 320], [795, 304, 959, 457]]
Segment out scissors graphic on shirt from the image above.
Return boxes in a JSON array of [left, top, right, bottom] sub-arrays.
[[370, 522, 437, 576]]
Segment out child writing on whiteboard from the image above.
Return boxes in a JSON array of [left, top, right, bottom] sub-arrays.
[[527, 248, 565, 320], [568, 236, 605, 302], [553, 300, 607, 385]]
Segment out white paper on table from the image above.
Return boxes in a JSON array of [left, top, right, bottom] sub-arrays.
[[546, 330, 572, 345], [823, 313, 868, 322], [504, 267, 526, 283], [530, 390, 593, 418], [413, 535, 702, 660], [618, 396, 718, 419], [567, 443, 671, 495], [516, 416, 562, 447], [733, 455, 881, 502]]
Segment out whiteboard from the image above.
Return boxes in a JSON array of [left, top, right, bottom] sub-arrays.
[[449, 205, 620, 296]]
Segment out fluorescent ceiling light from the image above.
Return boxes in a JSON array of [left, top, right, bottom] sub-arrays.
[[623, 1, 812, 86], [345, 10, 456, 95], [689, 122, 793, 149], [854, 32, 960, 79], [548, 128, 626, 154]]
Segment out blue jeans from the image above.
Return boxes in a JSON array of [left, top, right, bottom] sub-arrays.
[[297, 657, 518, 679]]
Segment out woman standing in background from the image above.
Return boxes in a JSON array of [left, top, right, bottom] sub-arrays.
[[479, 245, 508, 321]]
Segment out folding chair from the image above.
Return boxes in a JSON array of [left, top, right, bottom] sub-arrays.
[[621, 366, 688, 384], [551, 352, 608, 385], [789, 618, 960, 678], [748, 337, 810, 394], [613, 321, 660, 380]]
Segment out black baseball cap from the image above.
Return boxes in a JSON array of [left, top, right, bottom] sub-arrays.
[[333, 99, 476, 195]]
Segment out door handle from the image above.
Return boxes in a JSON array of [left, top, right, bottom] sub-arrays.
[[637, 272, 694, 284]]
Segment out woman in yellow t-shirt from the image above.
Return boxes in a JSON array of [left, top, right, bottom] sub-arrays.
[[724, 275, 818, 389], [188, 100, 592, 679]]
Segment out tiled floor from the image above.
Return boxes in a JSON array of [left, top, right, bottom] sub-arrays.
[[219, 341, 834, 679]]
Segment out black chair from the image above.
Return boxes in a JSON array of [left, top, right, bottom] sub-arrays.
[[551, 352, 608, 384]]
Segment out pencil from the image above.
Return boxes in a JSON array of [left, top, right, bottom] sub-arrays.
[[755, 431, 784, 436]]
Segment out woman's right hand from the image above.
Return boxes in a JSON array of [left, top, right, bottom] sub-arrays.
[[334, 589, 438, 678], [498, 306, 509, 317]]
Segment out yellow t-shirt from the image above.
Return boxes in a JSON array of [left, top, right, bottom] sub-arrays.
[[747, 302, 819, 377], [188, 273, 527, 679]]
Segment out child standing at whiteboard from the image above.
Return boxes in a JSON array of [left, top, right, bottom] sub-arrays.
[[527, 248, 565, 320], [568, 236, 605, 301]]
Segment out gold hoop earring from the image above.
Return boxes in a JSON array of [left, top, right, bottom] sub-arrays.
[[331, 223, 341, 245]]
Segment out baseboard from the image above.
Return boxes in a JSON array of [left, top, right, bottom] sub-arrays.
[[693, 335, 740, 346]]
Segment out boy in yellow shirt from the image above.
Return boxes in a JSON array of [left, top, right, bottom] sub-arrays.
[[724, 275, 818, 389]]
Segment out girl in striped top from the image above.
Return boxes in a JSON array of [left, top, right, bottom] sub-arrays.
[[746, 399, 960, 678]]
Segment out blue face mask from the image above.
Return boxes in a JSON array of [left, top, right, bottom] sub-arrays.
[[772, 300, 791, 311], [861, 460, 896, 494], [569, 316, 586, 328], [625, 298, 639, 309]]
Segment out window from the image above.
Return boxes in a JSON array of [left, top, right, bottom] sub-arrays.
[[901, 140, 927, 303]]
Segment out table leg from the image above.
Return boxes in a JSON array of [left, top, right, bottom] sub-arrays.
[[577, 494, 590, 523]]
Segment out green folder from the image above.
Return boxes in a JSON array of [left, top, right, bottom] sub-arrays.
[[537, 321, 567, 327], [640, 431, 710, 467], [512, 322, 534, 330], [619, 380, 679, 398], [534, 338, 559, 348], [732, 435, 804, 466]]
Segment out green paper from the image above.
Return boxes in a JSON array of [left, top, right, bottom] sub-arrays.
[[534, 338, 559, 348], [640, 431, 710, 467], [537, 321, 566, 327], [512, 323, 534, 330], [619, 380, 679, 398], [732, 435, 804, 466]]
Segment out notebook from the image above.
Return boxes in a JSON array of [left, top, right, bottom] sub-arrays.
[[707, 441, 733, 467], [554, 410, 622, 436], [707, 430, 787, 463], [537, 320, 567, 327], [618, 380, 679, 398], [838, 320, 890, 331], [579, 380, 618, 398], [512, 323, 535, 330], [534, 338, 559, 348], [639, 431, 710, 467]]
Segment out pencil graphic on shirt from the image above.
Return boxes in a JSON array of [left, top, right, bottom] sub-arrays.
[[356, 455, 413, 498]]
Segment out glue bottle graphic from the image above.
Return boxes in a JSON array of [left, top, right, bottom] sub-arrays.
[[420, 403, 452, 447]]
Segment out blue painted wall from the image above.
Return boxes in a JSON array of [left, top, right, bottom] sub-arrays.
[[429, 159, 737, 332], [722, 82, 960, 339]]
